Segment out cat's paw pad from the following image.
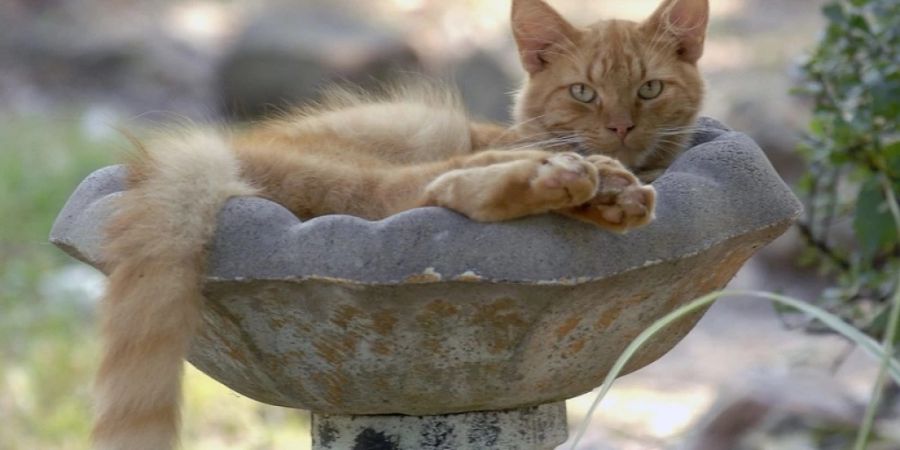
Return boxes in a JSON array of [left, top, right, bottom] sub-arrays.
[[532, 153, 599, 206], [592, 183, 656, 231], [563, 155, 656, 232]]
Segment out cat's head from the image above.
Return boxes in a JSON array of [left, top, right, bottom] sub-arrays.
[[510, 0, 708, 174]]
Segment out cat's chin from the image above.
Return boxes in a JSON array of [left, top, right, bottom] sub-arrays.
[[592, 142, 638, 160], [570, 142, 627, 161]]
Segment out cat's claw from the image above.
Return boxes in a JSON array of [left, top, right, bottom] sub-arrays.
[[558, 154, 656, 232]]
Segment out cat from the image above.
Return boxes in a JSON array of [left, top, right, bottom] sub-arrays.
[[90, 0, 708, 448]]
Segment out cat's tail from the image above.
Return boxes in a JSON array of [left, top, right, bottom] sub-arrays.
[[92, 130, 256, 450]]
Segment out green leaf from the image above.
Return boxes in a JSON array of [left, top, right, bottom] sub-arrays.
[[872, 80, 900, 118], [848, 14, 871, 32], [809, 116, 826, 137], [885, 142, 900, 176], [854, 178, 899, 261], [829, 149, 852, 164]]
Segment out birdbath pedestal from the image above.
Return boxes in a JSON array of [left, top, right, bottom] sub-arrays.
[[50, 118, 801, 449]]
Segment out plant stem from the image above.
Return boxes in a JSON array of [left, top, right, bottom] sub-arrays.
[[797, 221, 851, 270], [852, 176, 900, 450], [567, 289, 900, 450]]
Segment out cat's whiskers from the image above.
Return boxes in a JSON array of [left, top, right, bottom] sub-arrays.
[[505, 117, 577, 143], [650, 136, 693, 155], [526, 135, 582, 147], [654, 125, 718, 138], [515, 133, 585, 152], [487, 113, 554, 145], [505, 113, 551, 133], [652, 131, 694, 138]]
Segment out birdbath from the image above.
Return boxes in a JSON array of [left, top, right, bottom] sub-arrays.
[[51, 118, 801, 449]]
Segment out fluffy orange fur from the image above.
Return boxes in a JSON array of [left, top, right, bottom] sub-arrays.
[[92, 0, 708, 448]]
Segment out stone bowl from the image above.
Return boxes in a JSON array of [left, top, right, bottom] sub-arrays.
[[50, 118, 801, 416]]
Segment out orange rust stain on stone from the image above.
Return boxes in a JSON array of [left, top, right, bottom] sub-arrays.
[[311, 370, 348, 405], [283, 350, 306, 361], [372, 340, 392, 356], [471, 298, 525, 328], [594, 303, 622, 330], [424, 337, 442, 353], [623, 309, 706, 373], [313, 337, 348, 365], [269, 316, 288, 329], [416, 299, 459, 338], [371, 311, 398, 336], [415, 300, 458, 353], [332, 305, 362, 329], [471, 298, 528, 354], [340, 334, 359, 353], [203, 328, 247, 364], [404, 272, 441, 283], [224, 341, 246, 364], [566, 337, 587, 354], [669, 312, 704, 336], [312, 340, 338, 365], [622, 291, 653, 307], [326, 374, 346, 404], [556, 316, 581, 340], [619, 328, 640, 345], [425, 299, 460, 316], [701, 248, 753, 291], [664, 247, 752, 311], [666, 279, 697, 312], [372, 377, 391, 393]]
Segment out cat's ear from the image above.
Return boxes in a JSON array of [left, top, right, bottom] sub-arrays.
[[511, 0, 578, 75], [643, 0, 709, 63]]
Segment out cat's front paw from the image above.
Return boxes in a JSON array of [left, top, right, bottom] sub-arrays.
[[531, 152, 599, 208], [558, 155, 656, 232]]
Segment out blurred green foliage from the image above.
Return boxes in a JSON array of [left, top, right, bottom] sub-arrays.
[[0, 114, 310, 449], [0, 115, 116, 449], [796, 0, 900, 341]]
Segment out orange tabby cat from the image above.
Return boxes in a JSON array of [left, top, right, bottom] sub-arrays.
[[92, 0, 708, 448]]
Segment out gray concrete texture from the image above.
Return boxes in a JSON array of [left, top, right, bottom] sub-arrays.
[[312, 402, 567, 450], [50, 117, 802, 415]]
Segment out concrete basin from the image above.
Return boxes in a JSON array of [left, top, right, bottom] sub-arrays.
[[50, 118, 801, 417]]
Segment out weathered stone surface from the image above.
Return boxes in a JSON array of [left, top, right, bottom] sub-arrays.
[[50, 118, 801, 415], [312, 402, 567, 450]]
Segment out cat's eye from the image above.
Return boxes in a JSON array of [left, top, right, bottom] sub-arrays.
[[638, 80, 664, 100], [569, 83, 597, 103]]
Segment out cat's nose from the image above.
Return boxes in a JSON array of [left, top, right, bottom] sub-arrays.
[[606, 121, 635, 141]]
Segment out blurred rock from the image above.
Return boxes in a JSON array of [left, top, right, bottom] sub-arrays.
[[685, 372, 895, 450], [0, 2, 219, 118], [452, 50, 517, 122], [704, 70, 810, 184], [218, 6, 421, 120]]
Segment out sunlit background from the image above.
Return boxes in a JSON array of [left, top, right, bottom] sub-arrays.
[[1, 0, 897, 449]]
